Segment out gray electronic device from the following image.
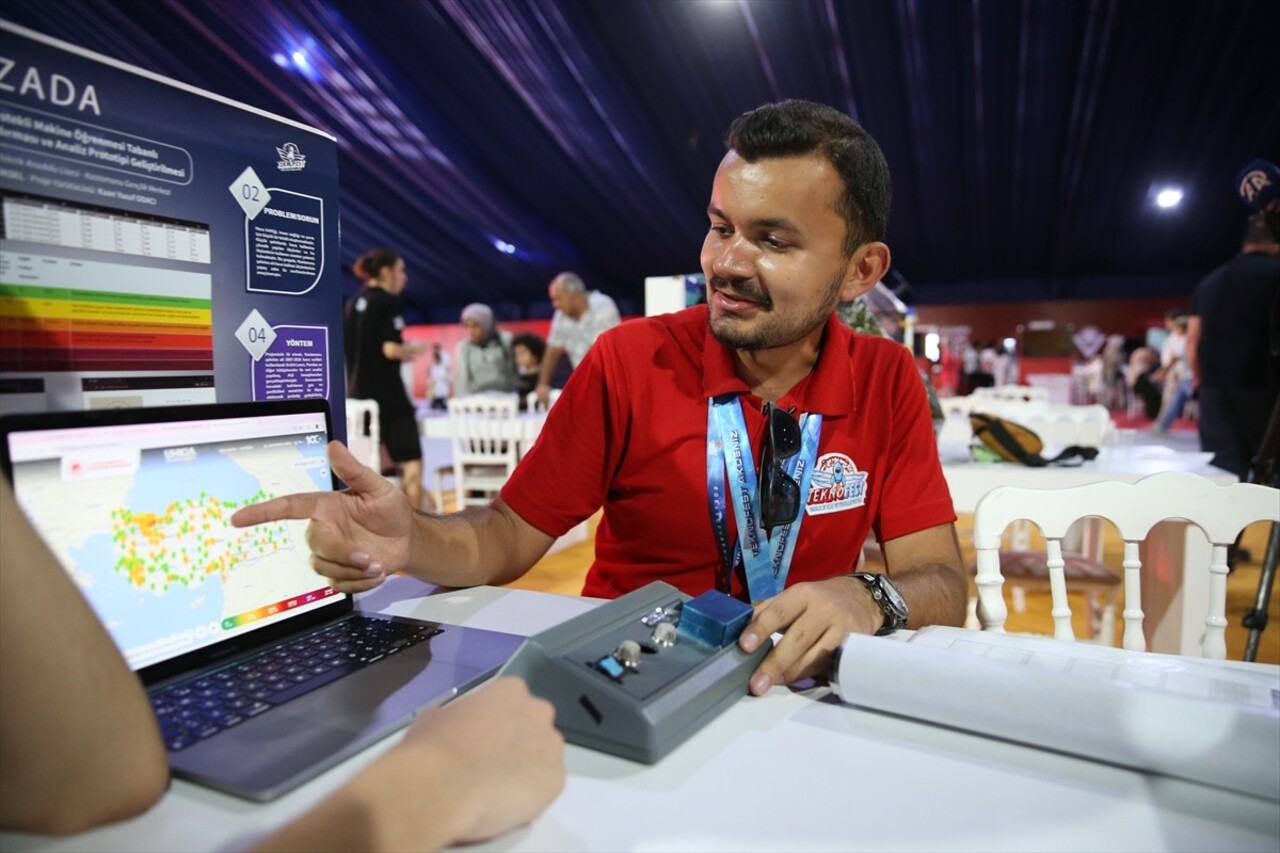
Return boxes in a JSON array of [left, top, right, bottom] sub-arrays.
[[497, 581, 771, 764]]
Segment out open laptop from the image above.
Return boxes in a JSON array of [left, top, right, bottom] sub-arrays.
[[0, 398, 524, 801]]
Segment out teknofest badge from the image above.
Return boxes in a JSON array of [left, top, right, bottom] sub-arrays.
[[805, 452, 867, 515]]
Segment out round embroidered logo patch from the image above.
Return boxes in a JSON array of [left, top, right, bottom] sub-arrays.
[[805, 452, 867, 515]]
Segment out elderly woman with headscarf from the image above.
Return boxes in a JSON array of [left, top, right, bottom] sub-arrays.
[[454, 302, 517, 396]]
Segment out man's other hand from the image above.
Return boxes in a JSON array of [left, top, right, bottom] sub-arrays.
[[736, 575, 881, 696]]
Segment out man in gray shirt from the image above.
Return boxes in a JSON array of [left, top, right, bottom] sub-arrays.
[[534, 272, 620, 407]]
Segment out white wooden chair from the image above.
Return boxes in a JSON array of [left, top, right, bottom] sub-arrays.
[[972, 471, 1280, 659], [431, 461, 454, 513], [938, 396, 1114, 447], [441, 394, 520, 510], [525, 387, 562, 413], [971, 384, 1050, 403], [967, 517, 1121, 644], [973, 400, 1115, 446]]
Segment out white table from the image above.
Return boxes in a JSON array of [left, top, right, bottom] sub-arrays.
[[4, 580, 1275, 852], [416, 408, 588, 553], [941, 442, 1239, 656], [417, 406, 547, 446]]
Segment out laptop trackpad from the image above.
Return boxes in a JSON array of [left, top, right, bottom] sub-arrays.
[[170, 649, 486, 800]]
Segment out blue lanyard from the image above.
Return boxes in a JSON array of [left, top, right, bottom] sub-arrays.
[[706, 396, 822, 603]]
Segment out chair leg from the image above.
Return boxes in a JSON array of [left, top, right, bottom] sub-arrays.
[[1098, 593, 1117, 647], [1081, 590, 1116, 645], [1085, 591, 1101, 638], [1011, 585, 1027, 614], [432, 469, 449, 513]]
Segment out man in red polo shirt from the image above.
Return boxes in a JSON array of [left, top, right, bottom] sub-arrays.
[[236, 100, 967, 696]]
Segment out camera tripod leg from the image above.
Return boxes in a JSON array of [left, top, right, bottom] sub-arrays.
[[1242, 522, 1278, 662], [1240, 392, 1280, 662]]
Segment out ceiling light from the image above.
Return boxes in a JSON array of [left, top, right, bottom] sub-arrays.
[[274, 40, 323, 82], [1155, 188, 1183, 209]]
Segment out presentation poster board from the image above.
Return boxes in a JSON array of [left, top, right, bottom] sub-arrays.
[[643, 273, 704, 316], [0, 21, 346, 437]]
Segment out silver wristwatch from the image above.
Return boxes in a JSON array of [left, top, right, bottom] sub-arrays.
[[851, 572, 909, 635]]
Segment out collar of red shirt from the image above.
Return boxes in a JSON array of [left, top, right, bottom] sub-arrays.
[[700, 310, 857, 418]]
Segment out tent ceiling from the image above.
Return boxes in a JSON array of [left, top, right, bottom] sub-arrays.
[[4, 0, 1277, 322]]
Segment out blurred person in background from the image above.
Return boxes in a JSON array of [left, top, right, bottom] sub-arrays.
[[428, 343, 451, 410], [1187, 213, 1280, 482], [454, 303, 516, 396], [344, 247, 425, 509], [511, 332, 547, 410], [1126, 345, 1162, 420], [533, 272, 620, 407], [1101, 335, 1128, 410], [1151, 311, 1192, 433]]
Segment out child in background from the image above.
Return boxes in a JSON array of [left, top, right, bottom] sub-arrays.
[[512, 332, 547, 411]]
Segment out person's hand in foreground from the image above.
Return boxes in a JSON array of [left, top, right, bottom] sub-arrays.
[[254, 677, 565, 852], [231, 440, 415, 594]]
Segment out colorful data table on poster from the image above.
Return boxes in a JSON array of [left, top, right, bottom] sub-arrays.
[[1, 194, 213, 372], [0, 21, 346, 435]]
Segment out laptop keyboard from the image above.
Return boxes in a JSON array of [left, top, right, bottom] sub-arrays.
[[150, 615, 442, 751]]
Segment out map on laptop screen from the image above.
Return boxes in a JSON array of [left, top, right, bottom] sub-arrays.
[[6, 410, 335, 670]]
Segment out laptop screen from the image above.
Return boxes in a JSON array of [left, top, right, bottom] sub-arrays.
[[1, 401, 342, 672]]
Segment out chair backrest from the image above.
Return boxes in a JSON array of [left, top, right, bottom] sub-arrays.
[[937, 397, 1116, 448], [973, 399, 1115, 446], [447, 394, 520, 507], [344, 397, 381, 472], [972, 384, 1050, 403], [525, 388, 562, 412], [972, 471, 1279, 658]]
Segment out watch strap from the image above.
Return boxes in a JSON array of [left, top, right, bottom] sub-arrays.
[[852, 571, 908, 635]]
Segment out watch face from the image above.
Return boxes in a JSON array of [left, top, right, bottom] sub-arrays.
[[856, 572, 908, 626], [878, 576, 907, 615]]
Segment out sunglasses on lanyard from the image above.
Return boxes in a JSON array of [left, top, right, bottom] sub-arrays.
[[760, 402, 802, 534]]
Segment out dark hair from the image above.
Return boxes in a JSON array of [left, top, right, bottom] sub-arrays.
[[725, 99, 891, 255], [511, 331, 546, 361], [1243, 212, 1278, 246], [354, 247, 400, 281]]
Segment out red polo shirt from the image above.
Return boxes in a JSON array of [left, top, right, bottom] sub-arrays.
[[502, 305, 955, 598]]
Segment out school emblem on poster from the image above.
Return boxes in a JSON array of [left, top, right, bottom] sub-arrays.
[[805, 452, 867, 515], [276, 141, 306, 171]]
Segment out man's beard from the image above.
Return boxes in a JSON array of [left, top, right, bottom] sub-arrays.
[[708, 267, 845, 351]]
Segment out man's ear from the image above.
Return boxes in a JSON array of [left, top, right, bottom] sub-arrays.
[[838, 241, 891, 302]]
